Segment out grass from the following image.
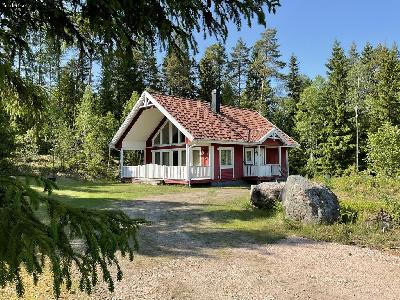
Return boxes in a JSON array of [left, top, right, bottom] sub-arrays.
[[50, 177, 193, 208]]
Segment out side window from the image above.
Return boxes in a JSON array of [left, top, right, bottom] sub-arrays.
[[154, 152, 160, 164]]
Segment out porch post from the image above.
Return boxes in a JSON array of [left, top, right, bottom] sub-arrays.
[[286, 148, 289, 177], [209, 145, 214, 179], [278, 146, 282, 176], [120, 148, 124, 178], [257, 145, 261, 177], [186, 144, 191, 184]]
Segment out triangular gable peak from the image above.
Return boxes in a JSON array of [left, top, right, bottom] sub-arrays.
[[258, 128, 298, 147], [109, 91, 194, 149]]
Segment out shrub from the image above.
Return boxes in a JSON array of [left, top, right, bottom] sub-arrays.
[[367, 122, 400, 177]]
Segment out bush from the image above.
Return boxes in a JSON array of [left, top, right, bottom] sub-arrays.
[[367, 122, 400, 177]]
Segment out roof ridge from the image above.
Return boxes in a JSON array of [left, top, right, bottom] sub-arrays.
[[149, 91, 264, 114]]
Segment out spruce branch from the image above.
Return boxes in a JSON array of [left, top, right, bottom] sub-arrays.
[[0, 175, 147, 298]]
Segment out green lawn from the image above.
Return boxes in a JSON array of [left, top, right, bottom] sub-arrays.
[[51, 177, 193, 208]]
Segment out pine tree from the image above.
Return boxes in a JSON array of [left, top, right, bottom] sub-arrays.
[[199, 43, 227, 102], [318, 41, 354, 175], [244, 28, 285, 117], [228, 39, 250, 106], [161, 43, 197, 98]]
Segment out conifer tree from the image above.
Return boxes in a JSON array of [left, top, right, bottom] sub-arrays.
[[366, 44, 400, 129], [295, 76, 328, 176], [199, 43, 227, 102], [161, 43, 197, 98], [244, 28, 285, 118], [228, 39, 250, 105], [318, 41, 354, 175]]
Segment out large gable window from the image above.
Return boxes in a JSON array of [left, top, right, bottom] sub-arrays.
[[152, 120, 186, 146], [161, 123, 169, 144]]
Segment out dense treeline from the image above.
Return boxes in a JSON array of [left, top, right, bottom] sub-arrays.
[[1, 28, 400, 178]]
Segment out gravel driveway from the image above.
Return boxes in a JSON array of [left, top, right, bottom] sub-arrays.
[[86, 188, 400, 300]]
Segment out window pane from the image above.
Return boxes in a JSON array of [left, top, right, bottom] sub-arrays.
[[154, 132, 160, 145], [154, 152, 160, 164], [172, 125, 179, 144], [245, 149, 253, 163], [181, 150, 186, 166], [173, 151, 179, 166], [179, 131, 185, 143], [192, 149, 200, 166], [162, 152, 170, 166], [221, 149, 232, 166], [162, 123, 169, 144]]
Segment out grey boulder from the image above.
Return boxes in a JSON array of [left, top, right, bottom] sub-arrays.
[[250, 182, 285, 209], [281, 175, 340, 224]]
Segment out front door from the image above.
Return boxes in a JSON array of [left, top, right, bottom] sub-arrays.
[[219, 147, 234, 179]]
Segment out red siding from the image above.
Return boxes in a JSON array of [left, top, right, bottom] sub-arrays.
[[221, 168, 233, 179], [234, 145, 243, 178], [213, 143, 220, 179], [266, 148, 279, 164], [146, 148, 152, 163], [281, 147, 287, 177], [262, 139, 283, 146]]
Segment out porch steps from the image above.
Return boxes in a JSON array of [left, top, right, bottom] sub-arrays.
[[129, 178, 163, 185]]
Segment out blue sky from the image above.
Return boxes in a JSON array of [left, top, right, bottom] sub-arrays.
[[191, 0, 400, 79]]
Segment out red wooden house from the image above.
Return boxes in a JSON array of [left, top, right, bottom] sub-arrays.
[[109, 90, 299, 185]]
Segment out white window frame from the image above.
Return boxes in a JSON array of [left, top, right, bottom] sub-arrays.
[[152, 120, 186, 147], [244, 148, 254, 165], [152, 148, 187, 166], [219, 147, 234, 169]]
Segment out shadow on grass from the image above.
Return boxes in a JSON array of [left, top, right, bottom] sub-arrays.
[[53, 192, 307, 257]]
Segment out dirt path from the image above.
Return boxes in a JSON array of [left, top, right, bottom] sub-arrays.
[[84, 188, 400, 300]]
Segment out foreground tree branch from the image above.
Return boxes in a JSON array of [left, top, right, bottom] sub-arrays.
[[0, 176, 146, 297]]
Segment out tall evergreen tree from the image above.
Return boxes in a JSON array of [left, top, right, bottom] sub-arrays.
[[244, 28, 285, 117], [162, 43, 197, 98], [295, 76, 328, 176], [199, 43, 227, 102], [228, 39, 250, 106], [134, 40, 161, 90], [318, 41, 354, 175]]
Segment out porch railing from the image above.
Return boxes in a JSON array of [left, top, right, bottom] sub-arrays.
[[243, 164, 281, 177], [122, 164, 211, 180]]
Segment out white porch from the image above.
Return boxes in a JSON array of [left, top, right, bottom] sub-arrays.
[[243, 164, 281, 177], [121, 164, 212, 181]]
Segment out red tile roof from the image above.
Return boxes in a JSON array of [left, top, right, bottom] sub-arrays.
[[150, 92, 298, 145]]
